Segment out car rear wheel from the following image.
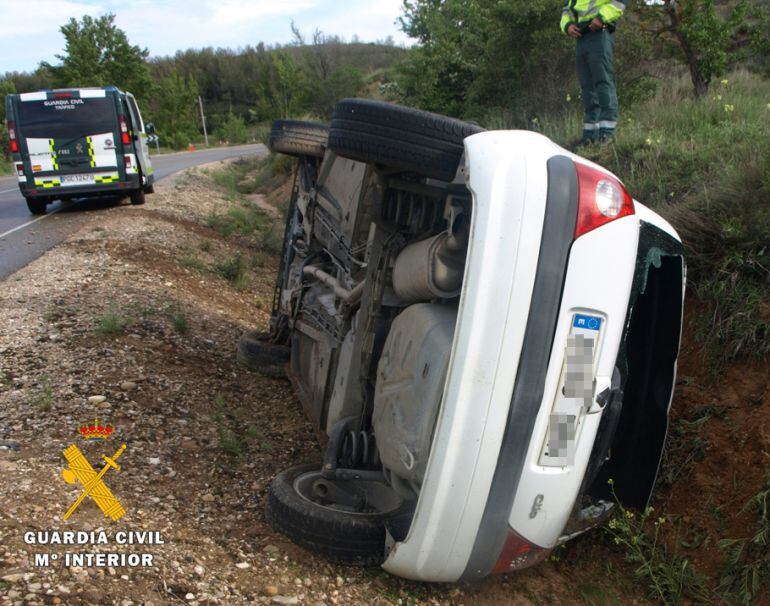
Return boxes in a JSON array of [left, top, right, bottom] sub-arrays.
[[130, 190, 146, 205], [328, 98, 484, 182], [26, 198, 47, 215], [266, 464, 411, 566], [236, 330, 289, 378], [269, 120, 329, 158]]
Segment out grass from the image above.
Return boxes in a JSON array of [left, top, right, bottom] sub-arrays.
[[518, 69, 770, 365], [33, 376, 54, 411], [95, 307, 133, 336], [718, 478, 770, 604], [178, 254, 207, 273], [170, 310, 189, 334], [207, 153, 292, 252], [604, 483, 711, 604], [214, 254, 249, 290]]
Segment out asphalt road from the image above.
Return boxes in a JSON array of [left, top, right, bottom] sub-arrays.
[[0, 143, 266, 281]]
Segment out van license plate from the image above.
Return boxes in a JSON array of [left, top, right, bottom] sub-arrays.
[[61, 174, 95, 185]]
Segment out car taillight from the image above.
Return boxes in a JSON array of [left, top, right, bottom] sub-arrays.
[[119, 116, 130, 145], [124, 155, 132, 167], [492, 527, 551, 574], [574, 161, 634, 239], [15, 163, 23, 176], [8, 122, 19, 153]]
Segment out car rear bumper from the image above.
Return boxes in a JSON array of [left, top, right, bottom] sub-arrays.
[[19, 173, 141, 198], [382, 132, 684, 582]]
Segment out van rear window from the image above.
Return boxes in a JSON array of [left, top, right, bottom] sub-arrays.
[[17, 97, 115, 139]]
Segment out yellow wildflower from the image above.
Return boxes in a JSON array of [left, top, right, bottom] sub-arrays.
[[724, 104, 735, 113]]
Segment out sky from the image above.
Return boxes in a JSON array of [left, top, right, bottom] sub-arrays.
[[0, 0, 412, 74]]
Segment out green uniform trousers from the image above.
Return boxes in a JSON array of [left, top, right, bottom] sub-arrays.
[[576, 29, 618, 140]]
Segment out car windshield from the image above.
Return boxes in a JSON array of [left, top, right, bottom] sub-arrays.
[[17, 97, 115, 139]]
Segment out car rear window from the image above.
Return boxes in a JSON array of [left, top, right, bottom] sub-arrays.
[[17, 97, 116, 139]]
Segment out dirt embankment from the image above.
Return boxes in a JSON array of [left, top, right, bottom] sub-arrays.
[[0, 162, 765, 605]]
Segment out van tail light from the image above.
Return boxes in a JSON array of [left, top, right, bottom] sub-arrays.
[[492, 527, 551, 574], [124, 155, 132, 168], [119, 116, 130, 145], [8, 122, 19, 153], [574, 161, 634, 239], [15, 163, 24, 176], [54, 92, 73, 99]]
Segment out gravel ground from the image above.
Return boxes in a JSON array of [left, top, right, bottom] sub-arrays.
[[0, 164, 644, 605]]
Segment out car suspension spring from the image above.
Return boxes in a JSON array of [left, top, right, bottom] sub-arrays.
[[340, 430, 380, 469]]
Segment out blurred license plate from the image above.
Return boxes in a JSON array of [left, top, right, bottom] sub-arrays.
[[61, 174, 95, 185]]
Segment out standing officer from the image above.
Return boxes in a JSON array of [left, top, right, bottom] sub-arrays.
[[561, 0, 625, 145]]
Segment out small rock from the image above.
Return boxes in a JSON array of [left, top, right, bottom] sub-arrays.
[[148, 457, 160, 465], [87, 395, 106, 405], [1, 573, 23, 583], [185, 593, 195, 600], [263, 586, 279, 596], [235, 562, 250, 570], [303, 578, 312, 587], [312, 602, 328, 606], [263, 544, 280, 555], [27, 582, 42, 591], [202, 493, 215, 503], [271, 597, 299, 606], [0, 461, 18, 472], [335, 576, 344, 588], [120, 381, 137, 391], [194, 565, 205, 577]]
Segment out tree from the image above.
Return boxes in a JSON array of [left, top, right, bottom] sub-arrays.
[[639, 0, 748, 97], [43, 14, 152, 100], [146, 70, 199, 148]]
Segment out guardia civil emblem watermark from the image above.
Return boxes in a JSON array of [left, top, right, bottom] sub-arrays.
[[61, 417, 127, 521]]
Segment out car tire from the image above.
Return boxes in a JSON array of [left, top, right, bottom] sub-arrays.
[[26, 198, 47, 215], [269, 120, 329, 158], [328, 98, 484, 182], [266, 464, 411, 566], [236, 330, 290, 378], [129, 190, 146, 205]]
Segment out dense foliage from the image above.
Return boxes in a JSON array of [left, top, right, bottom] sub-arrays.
[[1, 16, 405, 151]]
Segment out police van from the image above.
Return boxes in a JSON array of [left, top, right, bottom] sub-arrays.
[[5, 86, 154, 214]]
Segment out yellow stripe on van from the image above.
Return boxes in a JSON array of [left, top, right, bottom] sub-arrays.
[[94, 174, 119, 184], [48, 139, 59, 170], [34, 178, 61, 188], [86, 136, 96, 168]]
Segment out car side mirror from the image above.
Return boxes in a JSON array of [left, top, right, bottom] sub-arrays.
[[145, 122, 155, 135]]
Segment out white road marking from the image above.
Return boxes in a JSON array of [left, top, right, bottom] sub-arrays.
[[0, 206, 63, 240], [0, 188, 19, 194]]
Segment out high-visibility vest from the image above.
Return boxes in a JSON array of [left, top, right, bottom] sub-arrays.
[[560, 0, 626, 33]]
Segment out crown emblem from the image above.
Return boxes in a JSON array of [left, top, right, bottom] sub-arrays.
[[79, 418, 114, 440]]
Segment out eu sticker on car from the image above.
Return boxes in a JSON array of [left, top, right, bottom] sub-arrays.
[[539, 312, 604, 467]]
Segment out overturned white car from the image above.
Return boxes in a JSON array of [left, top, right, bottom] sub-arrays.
[[243, 99, 685, 581]]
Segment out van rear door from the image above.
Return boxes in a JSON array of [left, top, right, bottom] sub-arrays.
[[124, 93, 153, 184], [16, 90, 120, 188]]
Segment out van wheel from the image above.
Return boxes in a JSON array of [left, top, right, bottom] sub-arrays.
[[266, 464, 411, 566], [143, 184, 155, 194], [328, 98, 484, 182], [236, 330, 289, 378], [26, 198, 47, 215], [269, 120, 329, 158], [129, 190, 146, 205]]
